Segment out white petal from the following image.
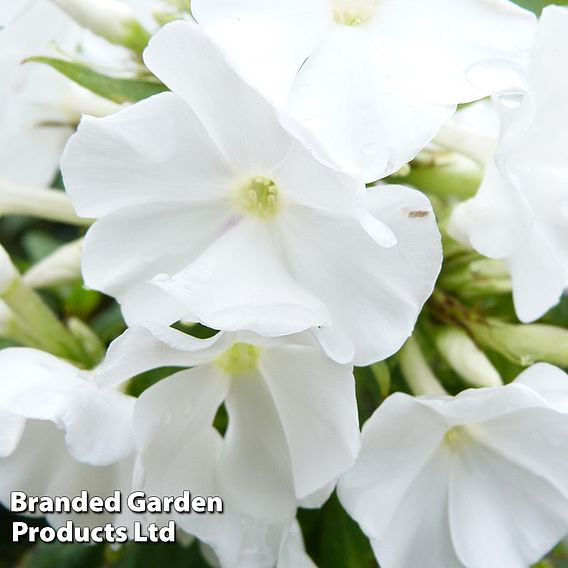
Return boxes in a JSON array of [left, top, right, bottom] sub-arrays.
[[506, 227, 565, 323], [338, 393, 448, 542], [278, 521, 317, 568], [270, 134, 364, 218], [0, 410, 25, 458], [289, 27, 454, 182], [515, 363, 568, 413], [0, 348, 134, 465], [218, 369, 296, 521], [192, 0, 330, 107], [449, 416, 568, 568], [153, 218, 331, 336], [97, 325, 231, 389], [81, 200, 233, 326], [279, 185, 441, 365], [259, 344, 360, 499], [62, 91, 235, 218], [143, 22, 296, 173], [134, 365, 230, 455], [372, 0, 536, 104], [374, 447, 461, 568], [458, 160, 534, 260]]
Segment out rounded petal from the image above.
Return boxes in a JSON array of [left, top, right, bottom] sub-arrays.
[[0, 348, 134, 465], [372, 0, 536, 104], [62, 91, 235, 218], [192, 0, 330, 107], [289, 27, 454, 182], [143, 21, 295, 173], [81, 200, 233, 325], [506, 228, 565, 323], [279, 185, 441, 365], [457, 160, 534, 260], [259, 344, 360, 499], [153, 218, 331, 336]]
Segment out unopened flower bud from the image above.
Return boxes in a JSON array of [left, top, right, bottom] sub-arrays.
[[50, 0, 151, 52], [435, 327, 502, 388], [471, 319, 568, 367], [24, 239, 83, 289]]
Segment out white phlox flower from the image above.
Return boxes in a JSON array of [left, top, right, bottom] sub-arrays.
[[95, 324, 359, 564], [191, 0, 536, 182], [448, 6, 568, 323], [0, 347, 136, 529], [0, 0, 120, 186], [337, 364, 568, 568], [62, 21, 442, 366]]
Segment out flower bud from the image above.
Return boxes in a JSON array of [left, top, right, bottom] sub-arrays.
[[470, 319, 568, 367], [435, 327, 502, 388], [24, 239, 83, 289], [50, 0, 151, 52]]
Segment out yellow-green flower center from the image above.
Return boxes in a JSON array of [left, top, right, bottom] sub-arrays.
[[215, 343, 260, 376], [332, 0, 379, 26], [234, 176, 281, 219], [443, 425, 477, 449]]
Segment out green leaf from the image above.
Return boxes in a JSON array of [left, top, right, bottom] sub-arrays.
[[26, 57, 168, 104]]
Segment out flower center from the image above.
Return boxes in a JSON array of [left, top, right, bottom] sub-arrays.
[[234, 176, 281, 219], [443, 425, 478, 449], [215, 343, 260, 376], [332, 0, 379, 26]]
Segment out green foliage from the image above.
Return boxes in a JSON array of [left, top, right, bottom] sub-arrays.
[[301, 494, 378, 568], [26, 57, 168, 104]]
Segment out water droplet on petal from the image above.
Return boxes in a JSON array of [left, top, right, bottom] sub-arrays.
[[499, 91, 524, 109], [186, 263, 213, 284], [151, 273, 172, 284]]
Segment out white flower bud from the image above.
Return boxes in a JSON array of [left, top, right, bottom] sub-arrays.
[[24, 239, 83, 289], [435, 327, 502, 388], [50, 0, 150, 52]]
